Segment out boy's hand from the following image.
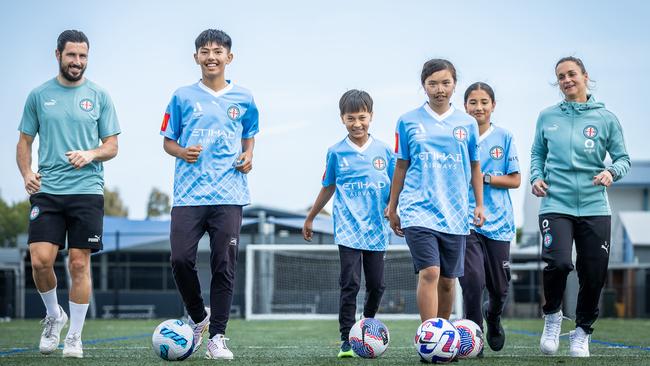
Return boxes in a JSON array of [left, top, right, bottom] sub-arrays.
[[387, 209, 404, 237], [181, 145, 202, 163], [473, 205, 486, 227], [302, 219, 313, 242], [235, 151, 253, 174]]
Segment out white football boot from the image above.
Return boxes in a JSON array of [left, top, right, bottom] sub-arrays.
[[540, 310, 563, 355], [205, 334, 234, 360], [39, 305, 68, 354]]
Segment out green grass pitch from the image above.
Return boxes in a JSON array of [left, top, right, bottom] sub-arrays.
[[1, 318, 649, 365]]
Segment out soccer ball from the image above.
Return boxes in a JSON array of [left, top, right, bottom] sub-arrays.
[[349, 318, 390, 358], [152, 319, 195, 361], [414, 318, 460, 363], [451, 319, 484, 358]]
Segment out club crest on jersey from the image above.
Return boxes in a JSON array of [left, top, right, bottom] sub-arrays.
[[453, 126, 468, 142], [372, 156, 387, 171], [29, 206, 40, 221], [583, 125, 598, 139], [490, 146, 505, 160], [227, 105, 241, 121], [543, 233, 553, 248], [79, 98, 94, 112]]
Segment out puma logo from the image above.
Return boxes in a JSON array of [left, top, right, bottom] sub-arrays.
[[601, 241, 609, 253]]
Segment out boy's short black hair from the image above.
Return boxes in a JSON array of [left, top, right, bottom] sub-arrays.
[[57, 30, 89, 53], [195, 29, 232, 51], [339, 89, 373, 115]]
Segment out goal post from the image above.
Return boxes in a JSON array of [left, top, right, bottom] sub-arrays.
[[245, 244, 463, 320]]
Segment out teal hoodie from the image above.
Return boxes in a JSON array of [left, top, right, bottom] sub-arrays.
[[530, 95, 630, 216]]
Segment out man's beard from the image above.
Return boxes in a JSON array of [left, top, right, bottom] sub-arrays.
[[59, 62, 86, 82]]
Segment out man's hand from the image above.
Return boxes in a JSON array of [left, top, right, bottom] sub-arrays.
[[387, 209, 404, 237], [473, 205, 486, 227], [65, 150, 96, 169], [23, 171, 41, 195]]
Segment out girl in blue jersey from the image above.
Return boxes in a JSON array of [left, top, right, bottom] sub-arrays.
[[303, 89, 394, 358], [458, 82, 520, 353], [533, 57, 630, 358], [387, 59, 486, 323]]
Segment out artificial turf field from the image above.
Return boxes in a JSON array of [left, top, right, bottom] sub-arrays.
[[1, 319, 649, 365]]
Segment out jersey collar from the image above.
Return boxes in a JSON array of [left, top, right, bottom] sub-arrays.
[[345, 135, 374, 153], [424, 103, 455, 122], [478, 124, 495, 144], [198, 80, 234, 98]]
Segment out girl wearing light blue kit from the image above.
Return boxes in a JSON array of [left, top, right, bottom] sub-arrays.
[[458, 82, 520, 353], [387, 59, 486, 322]]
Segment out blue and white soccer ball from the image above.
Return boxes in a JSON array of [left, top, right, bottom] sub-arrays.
[[451, 318, 484, 359], [349, 318, 390, 358], [152, 319, 194, 361], [414, 318, 460, 363]]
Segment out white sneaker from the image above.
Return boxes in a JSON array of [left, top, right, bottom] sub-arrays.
[[189, 308, 210, 352], [205, 334, 234, 360], [62, 332, 83, 358], [39, 305, 68, 354], [540, 310, 563, 355], [569, 327, 590, 357]]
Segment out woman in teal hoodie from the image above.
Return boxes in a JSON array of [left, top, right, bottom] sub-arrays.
[[531, 56, 630, 358]]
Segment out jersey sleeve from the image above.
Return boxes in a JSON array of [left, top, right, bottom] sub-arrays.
[[605, 113, 630, 182], [98, 91, 121, 138], [321, 150, 336, 187], [18, 91, 39, 136], [529, 113, 548, 184], [242, 95, 259, 139], [468, 122, 480, 162], [504, 132, 520, 175], [160, 93, 182, 141], [395, 118, 410, 160], [386, 147, 396, 182]]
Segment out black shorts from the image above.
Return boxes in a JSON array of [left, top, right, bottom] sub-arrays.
[[28, 193, 104, 252], [403, 226, 466, 277]]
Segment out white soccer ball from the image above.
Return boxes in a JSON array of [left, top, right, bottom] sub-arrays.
[[349, 318, 390, 358], [414, 318, 460, 363], [152, 319, 195, 361], [451, 318, 484, 358]]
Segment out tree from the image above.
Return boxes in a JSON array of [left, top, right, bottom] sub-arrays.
[[146, 187, 171, 219], [0, 195, 30, 247], [104, 187, 128, 217]]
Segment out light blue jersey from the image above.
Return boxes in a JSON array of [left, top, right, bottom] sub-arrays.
[[160, 81, 259, 206], [395, 104, 479, 235], [322, 136, 395, 251], [18, 78, 121, 195], [468, 125, 519, 241]]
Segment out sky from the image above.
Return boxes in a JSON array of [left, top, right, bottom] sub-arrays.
[[1, 0, 648, 227]]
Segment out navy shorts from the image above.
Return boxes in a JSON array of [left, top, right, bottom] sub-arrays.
[[403, 226, 466, 278], [28, 193, 104, 252]]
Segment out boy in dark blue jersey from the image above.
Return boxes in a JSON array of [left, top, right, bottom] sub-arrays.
[[161, 29, 259, 360]]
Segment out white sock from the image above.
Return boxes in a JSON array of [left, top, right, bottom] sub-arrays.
[[38, 288, 60, 318], [66, 302, 89, 338]]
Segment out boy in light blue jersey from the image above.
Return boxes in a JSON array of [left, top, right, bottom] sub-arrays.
[[387, 59, 486, 324], [458, 82, 521, 353], [303, 90, 394, 358], [161, 29, 258, 360]]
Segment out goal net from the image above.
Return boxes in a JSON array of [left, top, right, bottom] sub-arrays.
[[245, 244, 463, 320]]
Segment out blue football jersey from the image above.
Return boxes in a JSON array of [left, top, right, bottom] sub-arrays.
[[468, 125, 519, 241], [395, 103, 479, 235], [322, 136, 395, 251], [160, 81, 259, 206]]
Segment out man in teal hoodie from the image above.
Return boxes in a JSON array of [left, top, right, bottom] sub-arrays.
[[530, 57, 630, 358]]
